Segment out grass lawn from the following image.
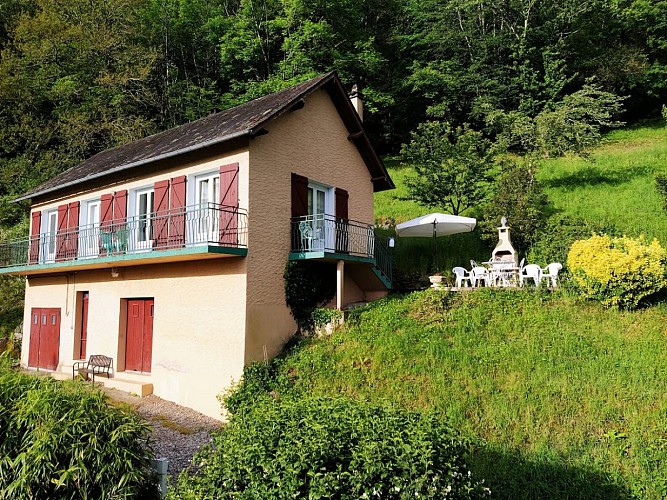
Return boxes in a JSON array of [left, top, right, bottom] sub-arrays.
[[538, 122, 667, 244], [263, 290, 667, 498]]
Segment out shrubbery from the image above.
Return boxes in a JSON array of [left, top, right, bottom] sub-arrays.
[[568, 234, 667, 309], [0, 363, 156, 499], [284, 261, 336, 333], [169, 395, 489, 499]]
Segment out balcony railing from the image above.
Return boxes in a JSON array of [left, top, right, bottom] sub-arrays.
[[0, 203, 247, 269], [290, 214, 392, 284]]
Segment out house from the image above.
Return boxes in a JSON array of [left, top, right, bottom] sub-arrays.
[[0, 72, 394, 419]]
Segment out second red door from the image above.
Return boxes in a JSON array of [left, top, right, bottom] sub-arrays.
[[125, 299, 154, 373]]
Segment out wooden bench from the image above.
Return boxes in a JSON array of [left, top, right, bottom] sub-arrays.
[[73, 355, 113, 383]]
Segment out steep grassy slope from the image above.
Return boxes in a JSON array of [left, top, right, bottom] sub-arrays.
[[539, 122, 667, 244], [252, 290, 667, 498]]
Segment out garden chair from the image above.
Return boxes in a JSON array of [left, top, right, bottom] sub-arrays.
[[470, 266, 489, 287], [542, 262, 563, 288], [100, 231, 114, 256], [298, 221, 314, 251], [452, 267, 471, 288], [519, 264, 542, 287]]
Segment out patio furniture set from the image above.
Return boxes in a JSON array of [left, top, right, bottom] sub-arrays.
[[451, 260, 562, 289]]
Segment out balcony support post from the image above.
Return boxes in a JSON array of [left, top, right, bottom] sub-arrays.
[[336, 260, 344, 310]]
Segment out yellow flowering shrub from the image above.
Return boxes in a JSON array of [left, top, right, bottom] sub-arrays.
[[567, 234, 667, 309]]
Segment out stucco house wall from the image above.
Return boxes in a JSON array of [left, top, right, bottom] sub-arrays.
[[244, 88, 375, 363]]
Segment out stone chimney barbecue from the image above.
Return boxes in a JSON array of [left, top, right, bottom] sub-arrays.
[[349, 84, 363, 121], [491, 216, 518, 266]]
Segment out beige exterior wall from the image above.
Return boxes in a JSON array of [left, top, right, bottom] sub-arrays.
[[245, 89, 376, 362], [22, 259, 247, 419]]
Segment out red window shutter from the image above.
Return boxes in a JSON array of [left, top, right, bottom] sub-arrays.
[[67, 201, 80, 259], [153, 180, 170, 248], [291, 173, 309, 249], [99, 194, 114, 254], [29, 211, 41, 264], [335, 188, 349, 253], [55, 204, 69, 261], [168, 176, 186, 247], [113, 190, 127, 225], [219, 163, 239, 245], [100, 194, 114, 230], [291, 173, 309, 218]]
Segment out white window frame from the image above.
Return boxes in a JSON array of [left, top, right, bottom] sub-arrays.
[[41, 209, 58, 263], [307, 181, 334, 251], [131, 187, 154, 251], [78, 199, 101, 258], [193, 171, 220, 244]]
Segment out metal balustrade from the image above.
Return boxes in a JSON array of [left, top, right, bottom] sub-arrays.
[[0, 204, 247, 268], [290, 214, 393, 284]]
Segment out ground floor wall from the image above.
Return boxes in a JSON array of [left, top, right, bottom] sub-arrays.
[[21, 258, 248, 420]]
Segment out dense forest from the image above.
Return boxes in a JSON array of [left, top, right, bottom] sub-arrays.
[[0, 0, 665, 228]]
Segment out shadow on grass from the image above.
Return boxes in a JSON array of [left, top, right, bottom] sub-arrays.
[[543, 164, 654, 190], [471, 447, 632, 499]]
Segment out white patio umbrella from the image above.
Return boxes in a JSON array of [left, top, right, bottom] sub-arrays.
[[395, 213, 476, 272]]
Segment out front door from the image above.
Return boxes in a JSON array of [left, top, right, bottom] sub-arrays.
[[28, 308, 61, 370], [125, 299, 154, 373]]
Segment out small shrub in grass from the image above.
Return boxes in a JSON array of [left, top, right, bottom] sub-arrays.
[[169, 396, 489, 499], [567, 234, 667, 309], [0, 368, 157, 499]]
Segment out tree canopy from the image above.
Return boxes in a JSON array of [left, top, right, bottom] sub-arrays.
[[0, 0, 665, 216]]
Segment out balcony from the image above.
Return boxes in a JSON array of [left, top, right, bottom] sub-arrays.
[[0, 204, 247, 275], [289, 214, 392, 287]]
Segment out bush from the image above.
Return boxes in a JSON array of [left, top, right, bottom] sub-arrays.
[[284, 261, 336, 333], [169, 396, 489, 499], [0, 368, 156, 499], [528, 214, 617, 268], [567, 234, 667, 309]]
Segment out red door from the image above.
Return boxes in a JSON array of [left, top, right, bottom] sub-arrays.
[[28, 308, 61, 370], [80, 293, 89, 359], [125, 299, 154, 372]]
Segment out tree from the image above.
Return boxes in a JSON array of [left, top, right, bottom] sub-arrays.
[[402, 121, 496, 215], [480, 156, 550, 255]]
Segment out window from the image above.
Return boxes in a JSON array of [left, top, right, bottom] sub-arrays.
[[307, 182, 333, 251], [194, 172, 220, 242], [79, 199, 100, 258], [136, 188, 154, 244], [41, 209, 58, 262]]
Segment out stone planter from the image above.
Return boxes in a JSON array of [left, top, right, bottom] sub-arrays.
[[429, 275, 443, 289]]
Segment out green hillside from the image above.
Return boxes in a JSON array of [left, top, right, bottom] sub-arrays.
[[240, 124, 667, 497]]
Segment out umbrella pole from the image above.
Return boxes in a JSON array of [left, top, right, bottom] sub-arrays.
[[433, 220, 438, 273]]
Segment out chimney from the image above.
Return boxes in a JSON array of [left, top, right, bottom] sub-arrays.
[[349, 84, 363, 121]]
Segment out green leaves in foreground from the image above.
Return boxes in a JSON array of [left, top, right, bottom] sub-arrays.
[[0, 369, 157, 499], [169, 396, 489, 499]]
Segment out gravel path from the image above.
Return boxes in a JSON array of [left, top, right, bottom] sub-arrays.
[[104, 389, 222, 477]]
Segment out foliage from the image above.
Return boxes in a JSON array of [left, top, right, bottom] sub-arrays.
[[402, 122, 496, 215], [568, 234, 667, 309], [0, 368, 156, 499], [312, 307, 343, 331], [169, 395, 490, 499], [233, 290, 667, 497], [479, 157, 550, 255], [284, 261, 336, 333], [527, 214, 617, 270], [655, 173, 667, 214], [484, 82, 626, 157]]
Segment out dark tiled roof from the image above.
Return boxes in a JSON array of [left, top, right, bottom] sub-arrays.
[[18, 72, 393, 201]]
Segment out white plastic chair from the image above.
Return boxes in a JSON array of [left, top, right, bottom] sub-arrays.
[[470, 266, 489, 287], [452, 267, 471, 288], [519, 264, 542, 287], [542, 263, 563, 288]]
